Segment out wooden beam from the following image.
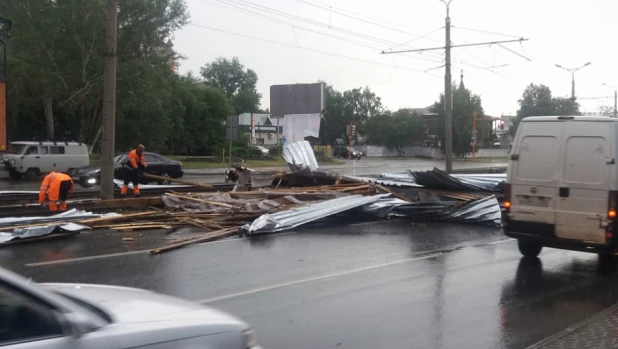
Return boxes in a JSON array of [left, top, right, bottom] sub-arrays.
[[150, 227, 238, 254], [142, 174, 213, 188]]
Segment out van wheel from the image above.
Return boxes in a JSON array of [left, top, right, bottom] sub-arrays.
[[158, 172, 171, 185], [517, 239, 543, 257], [24, 169, 40, 181]]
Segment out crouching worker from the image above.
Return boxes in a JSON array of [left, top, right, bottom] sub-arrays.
[[39, 172, 74, 211], [121, 144, 147, 198]]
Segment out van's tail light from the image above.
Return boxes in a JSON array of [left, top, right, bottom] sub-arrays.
[[504, 183, 512, 212], [608, 190, 618, 220]]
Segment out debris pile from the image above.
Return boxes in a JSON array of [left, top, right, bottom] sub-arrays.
[[0, 141, 505, 253]]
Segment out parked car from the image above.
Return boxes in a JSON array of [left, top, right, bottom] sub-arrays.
[[72, 152, 183, 188], [0, 266, 261, 349], [333, 146, 362, 159], [0, 141, 89, 181], [252, 145, 269, 155], [504, 115, 618, 258]]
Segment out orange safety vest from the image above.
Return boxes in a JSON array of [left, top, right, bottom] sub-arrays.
[[39, 172, 73, 203], [127, 149, 147, 169]]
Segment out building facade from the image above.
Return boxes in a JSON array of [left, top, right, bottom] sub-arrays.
[[237, 113, 283, 146]]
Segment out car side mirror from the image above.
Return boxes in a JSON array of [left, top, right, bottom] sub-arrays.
[[62, 312, 95, 339]]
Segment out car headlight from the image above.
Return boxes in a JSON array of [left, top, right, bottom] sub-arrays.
[[242, 329, 257, 349], [10, 159, 15, 164]]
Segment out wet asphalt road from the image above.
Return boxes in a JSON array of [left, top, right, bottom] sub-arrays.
[[1, 219, 617, 349]]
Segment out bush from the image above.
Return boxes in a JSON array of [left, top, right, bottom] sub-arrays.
[[269, 147, 281, 156]]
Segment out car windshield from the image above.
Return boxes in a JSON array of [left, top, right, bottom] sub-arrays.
[[6, 144, 25, 155], [114, 155, 127, 163]]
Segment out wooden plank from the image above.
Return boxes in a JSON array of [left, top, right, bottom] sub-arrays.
[[376, 185, 414, 203], [78, 211, 158, 224], [150, 228, 238, 254], [142, 174, 213, 188], [164, 193, 236, 208]]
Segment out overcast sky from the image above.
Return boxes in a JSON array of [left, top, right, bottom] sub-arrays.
[[172, 0, 618, 117]]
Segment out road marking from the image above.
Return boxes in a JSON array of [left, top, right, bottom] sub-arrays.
[[26, 232, 302, 267], [348, 221, 382, 227], [199, 238, 513, 304], [26, 250, 151, 267], [486, 238, 514, 245]]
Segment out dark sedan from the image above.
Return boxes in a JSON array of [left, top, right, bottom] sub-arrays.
[[72, 152, 183, 188], [333, 146, 362, 159]]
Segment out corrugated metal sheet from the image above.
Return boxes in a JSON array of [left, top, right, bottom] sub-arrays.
[[241, 193, 390, 235], [408, 168, 505, 192], [341, 175, 423, 188], [282, 141, 319, 171]]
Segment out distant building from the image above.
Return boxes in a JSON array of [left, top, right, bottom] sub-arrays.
[[238, 113, 283, 146], [164, 39, 177, 73]]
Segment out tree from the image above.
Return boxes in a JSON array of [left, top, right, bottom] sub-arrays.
[[6, 0, 189, 151], [319, 84, 384, 145], [165, 74, 233, 155], [511, 83, 581, 135], [200, 57, 261, 114], [365, 109, 425, 149], [598, 105, 615, 117], [433, 84, 486, 158]]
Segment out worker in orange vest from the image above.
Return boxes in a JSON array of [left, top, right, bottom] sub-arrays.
[[39, 172, 74, 211], [121, 144, 147, 198]]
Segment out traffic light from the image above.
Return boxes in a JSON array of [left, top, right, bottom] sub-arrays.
[[351, 125, 356, 137]]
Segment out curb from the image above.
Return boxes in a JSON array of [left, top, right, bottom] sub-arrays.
[[524, 303, 618, 349]]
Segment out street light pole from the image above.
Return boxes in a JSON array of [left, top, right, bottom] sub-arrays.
[[555, 62, 591, 100], [440, 0, 453, 173]]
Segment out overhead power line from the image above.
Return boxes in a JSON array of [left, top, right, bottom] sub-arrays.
[[451, 25, 522, 39], [297, 0, 443, 43], [383, 27, 445, 52], [203, 0, 446, 65], [188, 23, 441, 76], [303, 0, 433, 36], [211, 0, 444, 58]]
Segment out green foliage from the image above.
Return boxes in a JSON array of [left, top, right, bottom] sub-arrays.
[[4, 0, 249, 156], [319, 83, 384, 145], [433, 84, 487, 157], [269, 146, 281, 156], [200, 57, 261, 114], [511, 83, 581, 135], [365, 109, 425, 148]]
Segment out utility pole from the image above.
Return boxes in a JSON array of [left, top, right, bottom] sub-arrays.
[[602, 83, 618, 118], [555, 62, 591, 100], [381, 1, 528, 173], [443, 0, 453, 173], [100, 0, 118, 200], [0, 17, 12, 153]]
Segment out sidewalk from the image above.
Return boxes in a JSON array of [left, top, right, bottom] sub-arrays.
[[527, 304, 618, 349]]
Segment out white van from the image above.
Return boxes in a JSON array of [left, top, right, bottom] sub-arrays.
[[0, 141, 89, 180], [504, 115, 618, 258]]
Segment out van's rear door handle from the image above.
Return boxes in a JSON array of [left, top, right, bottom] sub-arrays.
[[559, 187, 570, 197], [35, 156, 40, 159]]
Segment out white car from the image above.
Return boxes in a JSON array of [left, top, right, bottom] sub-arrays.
[[0, 267, 261, 348]]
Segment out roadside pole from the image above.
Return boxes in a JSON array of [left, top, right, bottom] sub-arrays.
[[100, 0, 117, 200], [472, 112, 477, 162]]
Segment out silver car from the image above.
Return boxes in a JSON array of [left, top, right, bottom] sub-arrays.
[[0, 267, 260, 348]]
